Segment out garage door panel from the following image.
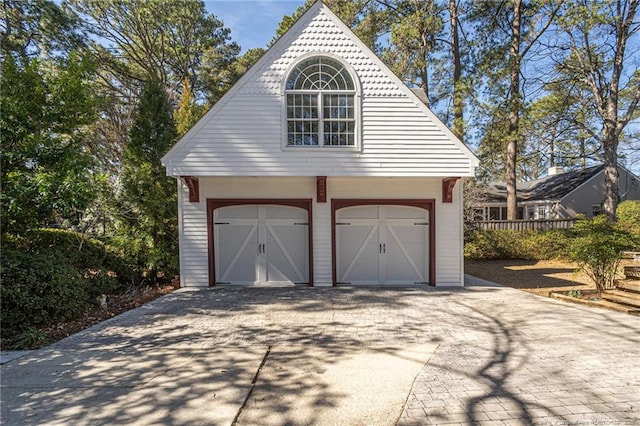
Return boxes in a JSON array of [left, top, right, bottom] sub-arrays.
[[338, 225, 379, 283], [384, 205, 427, 220], [217, 205, 259, 220], [266, 223, 308, 283], [336, 205, 429, 285], [213, 204, 309, 286], [337, 206, 379, 220], [385, 224, 427, 283], [266, 205, 307, 220], [216, 224, 258, 283]]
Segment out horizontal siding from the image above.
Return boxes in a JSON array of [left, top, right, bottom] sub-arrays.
[[167, 95, 475, 178], [179, 183, 208, 287], [178, 177, 463, 287], [313, 202, 333, 286]]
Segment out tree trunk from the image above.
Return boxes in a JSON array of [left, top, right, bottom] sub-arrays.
[[506, 0, 522, 221], [450, 0, 464, 141], [602, 122, 619, 221]]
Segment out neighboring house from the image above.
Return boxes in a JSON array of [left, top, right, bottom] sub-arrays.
[[161, 2, 479, 287], [473, 165, 640, 221]]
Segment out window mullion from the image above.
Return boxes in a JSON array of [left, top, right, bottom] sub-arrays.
[[318, 92, 324, 147]]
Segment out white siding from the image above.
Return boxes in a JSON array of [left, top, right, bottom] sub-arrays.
[[163, 3, 477, 178], [179, 177, 464, 287], [166, 94, 473, 177]]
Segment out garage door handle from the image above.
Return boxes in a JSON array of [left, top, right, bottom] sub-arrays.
[[379, 244, 385, 254], [258, 243, 266, 254]]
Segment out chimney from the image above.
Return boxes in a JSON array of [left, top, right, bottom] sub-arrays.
[[548, 166, 564, 176]]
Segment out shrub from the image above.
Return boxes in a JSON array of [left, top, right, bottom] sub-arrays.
[[464, 228, 572, 260], [0, 229, 142, 340], [21, 229, 142, 288], [617, 200, 640, 236], [1, 249, 90, 330], [569, 216, 636, 291]]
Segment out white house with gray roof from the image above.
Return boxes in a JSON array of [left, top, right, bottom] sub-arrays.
[[473, 164, 640, 221]]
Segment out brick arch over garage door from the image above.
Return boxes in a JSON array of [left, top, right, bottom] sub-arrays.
[[207, 199, 313, 287], [331, 199, 435, 287]]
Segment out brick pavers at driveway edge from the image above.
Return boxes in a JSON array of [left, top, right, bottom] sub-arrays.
[[1, 283, 639, 425], [400, 276, 640, 425]]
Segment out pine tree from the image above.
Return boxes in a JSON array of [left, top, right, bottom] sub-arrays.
[[120, 77, 178, 281]]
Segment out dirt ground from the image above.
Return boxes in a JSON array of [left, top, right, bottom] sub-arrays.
[[465, 259, 596, 297], [465, 259, 636, 297]]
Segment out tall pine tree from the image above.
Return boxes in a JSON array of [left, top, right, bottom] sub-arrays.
[[120, 78, 178, 281]]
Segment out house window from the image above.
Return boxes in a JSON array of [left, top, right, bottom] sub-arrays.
[[285, 56, 356, 147], [489, 207, 500, 220], [538, 206, 547, 219], [527, 206, 535, 220]]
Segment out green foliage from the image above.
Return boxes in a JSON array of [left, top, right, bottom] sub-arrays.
[[1, 229, 141, 341], [1, 249, 89, 330], [10, 327, 51, 350], [567, 290, 582, 298], [617, 200, 640, 235], [569, 216, 636, 291], [464, 228, 572, 260], [0, 0, 86, 60], [0, 52, 100, 235], [120, 78, 179, 280]]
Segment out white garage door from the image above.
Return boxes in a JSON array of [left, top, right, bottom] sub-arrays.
[[336, 205, 429, 285], [214, 205, 309, 285]]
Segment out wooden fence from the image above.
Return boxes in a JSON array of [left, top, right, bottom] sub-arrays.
[[472, 219, 576, 231]]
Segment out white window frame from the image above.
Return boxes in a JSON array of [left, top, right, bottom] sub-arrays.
[[282, 54, 361, 151]]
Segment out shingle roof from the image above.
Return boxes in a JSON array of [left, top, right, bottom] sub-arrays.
[[482, 165, 604, 203]]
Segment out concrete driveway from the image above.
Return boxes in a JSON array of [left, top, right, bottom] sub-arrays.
[[1, 278, 639, 425]]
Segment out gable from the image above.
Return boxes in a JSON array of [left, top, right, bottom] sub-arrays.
[[162, 2, 479, 178]]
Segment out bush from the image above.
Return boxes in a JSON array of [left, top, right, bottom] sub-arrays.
[[15, 229, 142, 287], [1, 249, 89, 330], [569, 216, 636, 291], [0, 229, 142, 339], [464, 228, 572, 260], [617, 200, 640, 236]]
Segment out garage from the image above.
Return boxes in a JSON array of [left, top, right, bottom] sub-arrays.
[[208, 200, 312, 286], [333, 202, 434, 286]]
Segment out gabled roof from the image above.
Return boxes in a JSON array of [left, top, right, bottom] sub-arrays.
[[483, 165, 605, 203], [161, 1, 479, 177]]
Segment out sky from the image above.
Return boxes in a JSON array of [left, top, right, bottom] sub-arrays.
[[204, 0, 306, 52], [206, 0, 640, 175]]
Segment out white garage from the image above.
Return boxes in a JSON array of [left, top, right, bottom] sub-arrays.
[[162, 2, 479, 287]]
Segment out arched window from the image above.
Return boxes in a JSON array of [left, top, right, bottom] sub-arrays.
[[285, 56, 356, 147]]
